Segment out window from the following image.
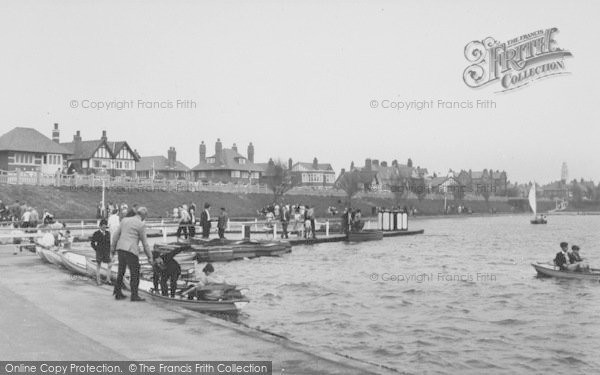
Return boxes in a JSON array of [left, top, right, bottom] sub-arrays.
[[231, 171, 241, 178], [95, 146, 110, 159], [82, 160, 89, 168], [238, 158, 246, 165], [207, 157, 215, 164], [13, 153, 36, 165], [93, 160, 102, 168]]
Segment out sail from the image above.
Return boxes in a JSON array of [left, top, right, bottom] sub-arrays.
[[528, 185, 537, 216]]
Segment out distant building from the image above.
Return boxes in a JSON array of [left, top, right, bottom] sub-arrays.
[[289, 157, 336, 187], [0, 125, 72, 173], [191, 139, 262, 183], [358, 158, 423, 191], [456, 169, 508, 196], [60, 128, 139, 177], [427, 176, 460, 194], [539, 181, 569, 199], [136, 147, 190, 180]]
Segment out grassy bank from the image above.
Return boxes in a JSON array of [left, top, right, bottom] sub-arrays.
[[1, 185, 531, 220]]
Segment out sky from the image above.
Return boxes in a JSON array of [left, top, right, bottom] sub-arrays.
[[1, 0, 598, 184]]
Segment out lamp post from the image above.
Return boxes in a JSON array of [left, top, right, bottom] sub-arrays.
[[99, 166, 107, 218]]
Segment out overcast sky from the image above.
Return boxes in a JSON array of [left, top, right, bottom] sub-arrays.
[[1, 0, 598, 184]]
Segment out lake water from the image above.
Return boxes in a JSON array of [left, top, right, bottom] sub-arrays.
[[210, 215, 600, 374]]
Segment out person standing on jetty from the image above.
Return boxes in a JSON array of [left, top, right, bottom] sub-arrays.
[[188, 203, 197, 238], [111, 206, 154, 302], [280, 205, 290, 239], [217, 207, 228, 239], [200, 203, 212, 238], [90, 219, 112, 285], [176, 204, 190, 240]]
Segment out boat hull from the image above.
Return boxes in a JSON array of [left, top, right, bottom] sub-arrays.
[[155, 240, 292, 262], [60, 251, 93, 276], [347, 230, 384, 242], [36, 246, 66, 267], [531, 263, 600, 280], [132, 278, 248, 313], [530, 219, 547, 224]]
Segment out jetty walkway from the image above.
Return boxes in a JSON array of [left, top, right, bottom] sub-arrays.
[[0, 250, 399, 374]]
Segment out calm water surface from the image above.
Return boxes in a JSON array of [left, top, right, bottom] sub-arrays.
[[211, 215, 600, 374]]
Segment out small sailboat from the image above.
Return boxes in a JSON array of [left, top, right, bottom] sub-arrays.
[[529, 184, 547, 224]]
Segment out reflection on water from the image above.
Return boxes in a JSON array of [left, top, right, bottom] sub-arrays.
[[196, 215, 600, 373]]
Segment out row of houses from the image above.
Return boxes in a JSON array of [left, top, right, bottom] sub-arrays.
[[0, 124, 509, 195], [0, 125, 337, 187]]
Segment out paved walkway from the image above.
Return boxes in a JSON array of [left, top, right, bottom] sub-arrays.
[[0, 250, 397, 374]]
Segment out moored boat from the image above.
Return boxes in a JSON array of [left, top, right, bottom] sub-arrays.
[[347, 230, 383, 242], [154, 238, 292, 262], [60, 251, 93, 276], [35, 245, 66, 267], [125, 277, 249, 313], [531, 263, 600, 280]]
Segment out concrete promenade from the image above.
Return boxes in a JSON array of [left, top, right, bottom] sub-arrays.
[[0, 250, 399, 375]]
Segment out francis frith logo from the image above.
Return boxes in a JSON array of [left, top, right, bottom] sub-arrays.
[[463, 28, 572, 92]]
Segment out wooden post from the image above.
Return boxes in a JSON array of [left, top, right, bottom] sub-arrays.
[[254, 218, 258, 231], [162, 219, 167, 242], [241, 224, 245, 239], [326, 220, 329, 237], [80, 221, 84, 238], [273, 223, 277, 238]]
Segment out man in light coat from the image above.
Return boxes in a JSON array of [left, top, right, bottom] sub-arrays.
[[111, 207, 154, 301]]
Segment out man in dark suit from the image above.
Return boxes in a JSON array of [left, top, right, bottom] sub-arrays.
[[200, 203, 211, 238], [554, 242, 570, 270], [152, 248, 183, 298]]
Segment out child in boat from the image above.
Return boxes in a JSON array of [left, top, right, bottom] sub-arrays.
[[182, 262, 228, 300], [569, 245, 590, 272]]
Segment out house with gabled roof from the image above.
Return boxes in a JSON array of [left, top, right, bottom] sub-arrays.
[[0, 125, 72, 173], [358, 158, 423, 192], [60, 128, 139, 177], [136, 147, 190, 180], [456, 169, 508, 196], [290, 157, 336, 187], [191, 139, 263, 183]]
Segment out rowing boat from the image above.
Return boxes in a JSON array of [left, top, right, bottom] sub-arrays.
[[531, 263, 600, 280], [60, 251, 93, 276], [124, 277, 249, 313], [346, 230, 384, 242], [35, 245, 66, 267]]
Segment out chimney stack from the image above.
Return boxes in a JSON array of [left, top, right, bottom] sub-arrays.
[[101, 130, 107, 141], [199, 141, 206, 163], [372, 159, 379, 168], [365, 158, 372, 171], [247, 142, 254, 163], [232, 143, 238, 153], [381, 161, 388, 167], [167, 147, 176, 167], [313, 157, 319, 170], [52, 123, 60, 143], [73, 130, 82, 142], [215, 139, 223, 164], [288, 158, 293, 170]]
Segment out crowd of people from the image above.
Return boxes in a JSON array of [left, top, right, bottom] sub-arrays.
[[171, 203, 229, 240], [260, 203, 317, 239]]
